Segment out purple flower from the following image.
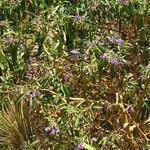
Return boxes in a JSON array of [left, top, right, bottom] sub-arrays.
[[70, 49, 79, 55], [44, 127, 51, 132], [33, 90, 41, 97], [74, 15, 81, 21], [111, 59, 121, 66], [26, 90, 41, 99], [70, 49, 80, 62], [28, 56, 33, 64], [91, 137, 97, 142], [50, 129, 60, 135], [115, 38, 124, 46], [107, 36, 124, 46], [44, 127, 60, 136], [55, 129, 60, 134], [100, 53, 108, 60], [26, 91, 33, 99], [120, 0, 129, 5], [63, 74, 69, 82], [71, 55, 79, 62], [75, 144, 84, 150], [107, 36, 114, 44], [25, 70, 33, 79]]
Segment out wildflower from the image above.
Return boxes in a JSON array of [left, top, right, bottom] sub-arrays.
[[25, 70, 33, 79], [44, 127, 51, 132], [33, 90, 41, 97], [115, 38, 124, 46], [100, 53, 108, 60], [75, 144, 84, 150], [63, 74, 69, 82], [70, 49, 80, 62], [44, 127, 60, 136], [50, 129, 60, 135], [74, 15, 81, 21], [28, 56, 33, 64], [119, 0, 129, 5], [26, 90, 41, 99], [70, 49, 79, 55], [26, 91, 33, 99], [111, 59, 121, 66], [71, 54, 79, 62], [91, 137, 97, 142], [107, 36, 124, 46], [107, 36, 114, 44]]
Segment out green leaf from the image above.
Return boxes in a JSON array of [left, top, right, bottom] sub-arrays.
[[28, 139, 39, 148], [83, 143, 96, 150], [0, 51, 7, 65]]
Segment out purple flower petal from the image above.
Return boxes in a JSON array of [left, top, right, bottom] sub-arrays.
[[50, 129, 56, 135], [28, 56, 33, 64], [55, 129, 60, 134], [50, 128, 60, 135], [44, 127, 60, 136], [75, 144, 84, 150], [100, 53, 108, 60], [91, 137, 97, 142], [115, 38, 124, 46], [25, 70, 33, 79], [71, 55, 79, 62], [63, 74, 69, 82], [111, 59, 121, 66], [33, 90, 41, 97], [70, 49, 79, 55], [26, 91, 33, 99], [107, 36, 114, 44], [74, 15, 81, 21], [44, 127, 51, 132], [107, 36, 124, 46], [26, 90, 41, 99]]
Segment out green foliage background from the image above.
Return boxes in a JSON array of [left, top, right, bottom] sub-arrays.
[[0, 0, 150, 149]]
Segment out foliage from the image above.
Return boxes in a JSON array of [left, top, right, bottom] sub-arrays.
[[0, 0, 150, 149]]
